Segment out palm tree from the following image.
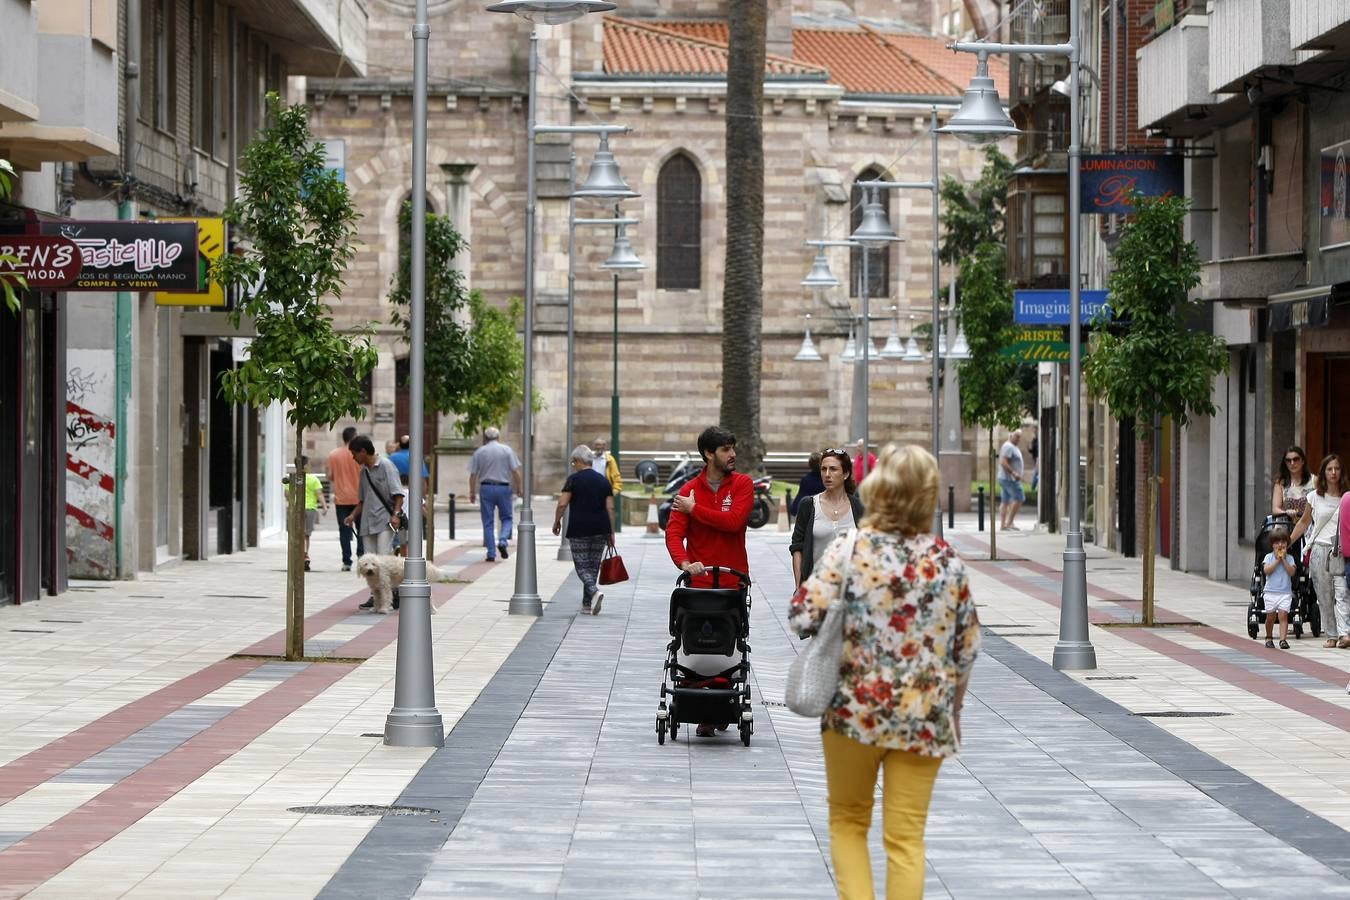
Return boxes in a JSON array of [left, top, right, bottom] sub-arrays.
[[719, 0, 767, 471]]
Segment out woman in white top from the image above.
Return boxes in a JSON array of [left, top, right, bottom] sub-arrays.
[[1292, 454, 1347, 648], [1272, 445, 1314, 519], [790, 448, 865, 586]]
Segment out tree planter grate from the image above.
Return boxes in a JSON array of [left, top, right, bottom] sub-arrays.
[[288, 804, 439, 817]]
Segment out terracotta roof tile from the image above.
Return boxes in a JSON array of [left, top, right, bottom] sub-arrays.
[[605, 17, 1010, 99], [603, 18, 827, 79]]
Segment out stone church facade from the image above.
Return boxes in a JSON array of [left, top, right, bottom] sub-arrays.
[[300, 0, 1006, 490]]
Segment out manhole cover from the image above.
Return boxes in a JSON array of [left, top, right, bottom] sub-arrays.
[[287, 804, 438, 817], [1086, 675, 1137, 681], [1133, 711, 1231, 718]]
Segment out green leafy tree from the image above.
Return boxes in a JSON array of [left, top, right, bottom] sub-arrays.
[[213, 92, 378, 660], [939, 145, 1013, 265], [387, 204, 526, 439], [719, 0, 767, 472], [1, 159, 26, 314], [1085, 194, 1226, 624], [957, 243, 1024, 560]]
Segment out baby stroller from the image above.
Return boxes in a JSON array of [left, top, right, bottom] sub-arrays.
[[655, 567, 754, 746], [1247, 513, 1320, 639]]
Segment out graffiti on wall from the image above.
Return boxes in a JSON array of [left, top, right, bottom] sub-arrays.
[[65, 351, 116, 577]]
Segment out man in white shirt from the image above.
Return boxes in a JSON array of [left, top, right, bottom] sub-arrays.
[[998, 429, 1025, 531]]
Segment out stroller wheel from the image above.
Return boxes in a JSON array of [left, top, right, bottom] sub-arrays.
[[1247, 621, 1259, 640], [1293, 622, 1304, 638], [739, 720, 751, 747], [669, 720, 679, 742], [657, 716, 666, 745], [1310, 603, 1322, 638]]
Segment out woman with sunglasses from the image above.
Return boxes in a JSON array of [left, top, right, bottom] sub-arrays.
[[790, 447, 865, 586], [1272, 446, 1314, 520]]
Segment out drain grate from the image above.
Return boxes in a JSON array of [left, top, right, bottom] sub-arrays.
[[10, 628, 55, 634], [985, 624, 1033, 629], [40, 619, 83, 624], [205, 594, 269, 599], [1133, 711, 1231, 718], [990, 632, 1056, 637], [761, 700, 788, 709], [361, 732, 384, 738], [288, 804, 438, 817], [1086, 675, 1138, 681]]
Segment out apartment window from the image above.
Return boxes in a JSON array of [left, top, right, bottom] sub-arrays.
[[657, 154, 701, 290], [193, 0, 214, 152], [144, 0, 177, 131], [850, 168, 891, 298], [1031, 193, 1066, 279], [212, 3, 228, 157]]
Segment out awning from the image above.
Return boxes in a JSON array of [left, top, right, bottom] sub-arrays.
[[1268, 284, 1335, 332]]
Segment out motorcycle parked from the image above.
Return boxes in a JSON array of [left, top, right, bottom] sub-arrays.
[[657, 454, 774, 531]]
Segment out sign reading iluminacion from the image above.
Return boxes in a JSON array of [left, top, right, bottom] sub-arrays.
[[1079, 154, 1184, 216], [1014, 290, 1110, 326]]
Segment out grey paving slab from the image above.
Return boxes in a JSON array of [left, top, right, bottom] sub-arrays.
[[50, 703, 236, 783], [321, 533, 1350, 900]]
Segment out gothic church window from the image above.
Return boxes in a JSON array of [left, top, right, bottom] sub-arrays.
[[850, 168, 892, 298], [657, 154, 701, 290]]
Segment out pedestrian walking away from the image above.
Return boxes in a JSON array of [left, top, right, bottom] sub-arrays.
[[468, 426, 522, 563], [790, 443, 980, 900], [790, 447, 864, 587], [328, 426, 364, 570], [851, 438, 876, 484], [665, 425, 753, 737], [344, 434, 407, 609], [553, 444, 615, 615], [1291, 453, 1347, 647], [295, 455, 328, 571], [998, 429, 1026, 531]]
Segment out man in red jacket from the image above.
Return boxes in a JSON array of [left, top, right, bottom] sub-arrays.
[[666, 425, 753, 586], [665, 426, 753, 738]]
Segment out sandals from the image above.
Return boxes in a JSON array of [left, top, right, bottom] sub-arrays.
[[1339, 638, 1350, 649], [1325, 639, 1339, 648], [1279, 639, 1290, 650]]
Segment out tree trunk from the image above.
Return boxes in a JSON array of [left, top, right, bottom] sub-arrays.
[[1142, 436, 1156, 626], [718, 0, 767, 472], [287, 425, 306, 660], [988, 425, 997, 561]]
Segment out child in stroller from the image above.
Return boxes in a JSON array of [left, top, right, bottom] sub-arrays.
[[655, 567, 754, 746], [1248, 513, 1320, 640]]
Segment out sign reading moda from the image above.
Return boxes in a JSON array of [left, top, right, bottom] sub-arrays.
[[1080, 154, 1183, 216], [38, 221, 201, 291], [1014, 290, 1110, 326]]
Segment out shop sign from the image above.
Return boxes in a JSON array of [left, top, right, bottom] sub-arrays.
[[0, 235, 82, 287], [1014, 289, 1110, 325], [38, 221, 200, 291], [154, 217, 226, 307], [998, 328, 1085, 362], [1319, 138, 1350, 249], [1079, 154, 1184, 215]]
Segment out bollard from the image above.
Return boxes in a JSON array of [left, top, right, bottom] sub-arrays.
[[643, 492, 662, 538], [448, 493, 456, 541], [557, 506, 572, 561], [948, 485, 955, 530], [785, 488, 794, 522], [977, 486, 985, 532], [776, 492, 790, 532]]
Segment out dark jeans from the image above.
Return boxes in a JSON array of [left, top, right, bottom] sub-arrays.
[[335, 504, 364, 566], [480, 483, 514, 557]]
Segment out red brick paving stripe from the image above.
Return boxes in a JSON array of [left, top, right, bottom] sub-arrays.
[[0, 658, 260, 807], [966, 557, 1350, 732], [239, 544, 487, 657], [0, 663, 354, 897]]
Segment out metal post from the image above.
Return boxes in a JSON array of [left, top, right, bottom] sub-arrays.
[[611, 263, 622, 533], [565, 151, 576, 463], [1053, 0, 1097, 671], [448, 493, 455, 540], [850, 249, 869, 461], [384, 0, 444, 748], [930, 107, 943, 538], [977, 485, 985, 532], [948, 484, 955, 529], [509, 30, 543, 617]]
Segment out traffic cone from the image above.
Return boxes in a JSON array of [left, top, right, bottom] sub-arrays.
[[776, 493, 790, 532], [644, 492, 662, 538]]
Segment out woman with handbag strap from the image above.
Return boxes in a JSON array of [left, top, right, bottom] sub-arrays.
[[552, 445, 616, 615], [1292, 453, 1347, 648], [790, 447, 865, 587], [789, 444, 980, 900]]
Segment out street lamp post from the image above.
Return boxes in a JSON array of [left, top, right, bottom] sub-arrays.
[[384, 0, 444, 748], [940, 0, 1097, 670]]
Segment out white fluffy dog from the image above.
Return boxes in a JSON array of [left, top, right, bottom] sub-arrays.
[[355, 553, 449, 614]]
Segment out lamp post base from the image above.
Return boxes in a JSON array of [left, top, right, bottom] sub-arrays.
[[383, 574, 444, 748], [1053, 531, 1097, 670], [384, 713, 445, 747], [509, 511, 543, 616]]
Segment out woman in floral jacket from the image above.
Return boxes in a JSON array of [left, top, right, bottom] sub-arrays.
[[790, 443, 980, 900]]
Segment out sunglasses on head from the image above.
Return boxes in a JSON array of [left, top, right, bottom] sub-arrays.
[[823, 448, 849, 456]]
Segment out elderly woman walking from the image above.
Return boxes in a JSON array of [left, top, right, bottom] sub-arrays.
[[790, 444, 981, 900], [552, 445, 615, 615]]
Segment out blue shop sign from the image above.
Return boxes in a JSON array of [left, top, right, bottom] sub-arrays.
[[1014, 289, 1110, 325], [1080, 154, 1184, 215]]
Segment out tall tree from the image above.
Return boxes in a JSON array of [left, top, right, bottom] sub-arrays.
[[387, 203, 526, 439], [939, 145, 1013, 265], [1084, 194, 1226, 624], [214, 93, 378, 660], [719, 0, 767, 470]]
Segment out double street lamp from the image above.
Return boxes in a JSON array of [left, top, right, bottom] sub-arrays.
[[939, 0, 1097, 671]]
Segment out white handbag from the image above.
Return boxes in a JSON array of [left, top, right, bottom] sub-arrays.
[[785, 529, 860, 717]]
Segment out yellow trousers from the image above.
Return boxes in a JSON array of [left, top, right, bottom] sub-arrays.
[[822, 729, 943, 900]]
